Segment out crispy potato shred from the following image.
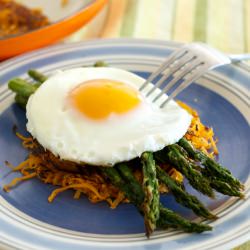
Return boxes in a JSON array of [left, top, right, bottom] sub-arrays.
[[178, 101, 218, 157], [3, 103, 218, 208]]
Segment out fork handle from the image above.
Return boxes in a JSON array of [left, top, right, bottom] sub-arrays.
[[229, 54, 250, 62]]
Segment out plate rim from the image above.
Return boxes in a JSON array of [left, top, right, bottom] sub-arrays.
[[1, 38, 249, 72]]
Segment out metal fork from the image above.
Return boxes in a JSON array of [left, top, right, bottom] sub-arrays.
[[139, 42, 233, 108]]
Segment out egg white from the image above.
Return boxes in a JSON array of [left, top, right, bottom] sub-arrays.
[[26, 67, 192, 166]]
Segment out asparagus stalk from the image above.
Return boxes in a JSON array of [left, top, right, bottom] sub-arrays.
[[93, 61, 108, 67], [158, 206, 211, 233], [10, 62, 106, 97], [156, 145, 215, 198], [208, 177, 244, 198], [10, 62, 101, 109], [141, 152, 160, 236], [8, 78, 37, 97], [178, 138, 244, 192], [156, 165, 216, 219], [102, 167, 140, 204], [14, 94, 28, 109], [103, 164, 212, 234], [28, 69, 48, 83], [117, 163, 144, 205]]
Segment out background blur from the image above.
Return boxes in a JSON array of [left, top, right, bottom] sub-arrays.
[[67, 0, 250, 57]]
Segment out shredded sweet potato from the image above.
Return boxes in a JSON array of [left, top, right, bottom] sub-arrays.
[[3, 103, 218, 208], [178, 101, 218, 157]]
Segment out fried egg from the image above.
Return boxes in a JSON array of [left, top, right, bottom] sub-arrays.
[[26, 67, 192, 166]]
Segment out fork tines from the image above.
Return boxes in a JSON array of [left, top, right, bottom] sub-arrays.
[[139, 43, 230, 108]]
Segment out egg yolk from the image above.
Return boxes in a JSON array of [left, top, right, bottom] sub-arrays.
[[70, 79, 142, 120]]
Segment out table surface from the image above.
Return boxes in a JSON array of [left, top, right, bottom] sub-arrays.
[[67, 0, 250, 57], [66, 1, 250, 249]]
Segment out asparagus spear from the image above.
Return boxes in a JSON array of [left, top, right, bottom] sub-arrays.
[[158, 206, 211, 233], [93, 61, 108, 67], [156, 165, 216, 219], [117, 163, 144, 205], [102, 167, 140, 204], [141, 152, 160, 236], [178, 138, 244, 191], [28, 69, 48, 83], [10, 60, 106, 108], [9, 78, 38, 108], [208, 177, 244, 198], [11, 61, 106, 98], [8, 78, 37, 97], [14, 94, 28, 109], [156, 145, 215, 198], [117, 160, 212, 233], [28, 61, 105, 84], [103, 164, 212, 233]]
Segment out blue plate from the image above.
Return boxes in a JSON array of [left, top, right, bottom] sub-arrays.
[[0, 39, 249, 250]]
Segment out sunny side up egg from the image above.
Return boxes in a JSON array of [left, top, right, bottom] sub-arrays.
[[26, 67, 192, 166]]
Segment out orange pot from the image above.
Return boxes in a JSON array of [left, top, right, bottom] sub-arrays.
[[0, 0, 108, 60]]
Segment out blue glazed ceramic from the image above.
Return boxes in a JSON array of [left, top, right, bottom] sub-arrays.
[[0, 39, 249, 250]]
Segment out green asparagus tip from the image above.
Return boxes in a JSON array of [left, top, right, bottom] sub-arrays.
[[158, 206, 213, 233], [156, 165, 217, 220], [187, 222, 212, 233], [33, 82, 42, 88], [93, 61, 108, 67], [141, 152, 150, 161], [166, 144, 215, 198], [178, 138, 243, 192], [8, 78, 36, 97], [28, 69, 47, 83]]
